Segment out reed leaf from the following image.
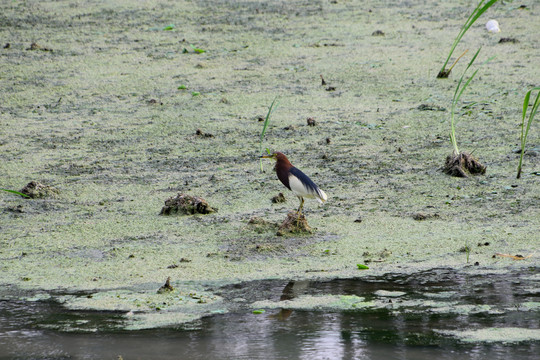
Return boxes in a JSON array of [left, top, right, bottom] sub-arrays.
[[259, 97, 279, 172], [517, 87, 540, 179], [438, 0, 499, 78], [1, 188, 30, 198]]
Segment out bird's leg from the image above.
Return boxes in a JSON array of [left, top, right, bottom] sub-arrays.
[[296, 197, 304, 217]]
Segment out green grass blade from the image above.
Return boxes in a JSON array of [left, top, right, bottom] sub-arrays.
[[449, 49, 494, 154], [439, 0, 499, 77], [517, 87, 540, 178], [450, 48, 482, 153], [1, 188, 30, 198], [259, 97, 279, 172], [452, 48, 483, 104]]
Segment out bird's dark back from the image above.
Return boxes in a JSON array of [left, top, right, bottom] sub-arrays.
[[288, 166, 319, 193]]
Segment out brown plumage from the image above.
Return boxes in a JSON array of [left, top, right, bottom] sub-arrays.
[[261, 152, 327, 214]]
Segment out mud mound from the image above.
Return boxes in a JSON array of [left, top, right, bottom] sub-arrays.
[[277, 211, 312, 236], [271, 192, 286, 203], [20, 181, 59, 199], [444, 152, 486, 177], [160, 193, 216, 215]]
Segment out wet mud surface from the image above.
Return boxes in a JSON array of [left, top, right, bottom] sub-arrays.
[[0, 0, 539, 344]]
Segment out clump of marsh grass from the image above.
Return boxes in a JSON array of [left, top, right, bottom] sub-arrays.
[[259, 97, 279, 172], [443, 48, 492, 177], [437, 0, 499, 78], [516, 87, 540, 179]]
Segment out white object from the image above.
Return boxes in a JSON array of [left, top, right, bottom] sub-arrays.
[[486, 19, 500, 33], [288, 174, 327, 204]]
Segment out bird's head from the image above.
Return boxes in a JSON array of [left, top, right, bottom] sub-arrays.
[[260, 152, 278, 161], [260, 152, 292, 170], [260, 151, 289, 162]]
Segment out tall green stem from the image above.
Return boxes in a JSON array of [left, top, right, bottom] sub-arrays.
[[517, 87, 540, 178]]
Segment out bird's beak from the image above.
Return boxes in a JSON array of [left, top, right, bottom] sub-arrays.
[[260, 154, 272, 159]]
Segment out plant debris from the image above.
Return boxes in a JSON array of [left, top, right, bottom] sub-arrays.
[[444, 151, 486, 177], [306, 117, 316, 126], [26, 42, 52, 51], [412, 212, 440, 221], [437, 69, 451, 78], [147, 99, 163, 105], [19, 181, 59, 199], [160, 193, 216, 215], [271, 192, 286, 203], [417, 104, 446, 111], [276, 211, 312, 236], [494, 253, 533, 260], [157, 277, 174, 294], [499, 37, 519, 44], [195, 128, 214, 137]]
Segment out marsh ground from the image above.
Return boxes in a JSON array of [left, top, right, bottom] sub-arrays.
[[1, 0, 539, 333]]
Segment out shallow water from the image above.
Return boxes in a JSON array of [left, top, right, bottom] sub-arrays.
[[1, 269, 539, 359]]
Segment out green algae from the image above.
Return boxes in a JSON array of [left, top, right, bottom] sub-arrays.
[[55, 285, 225, 330], [373, 290, 406, 297], [0, 0, 539, 330], [251, 294, 373, 311], [437, 327, 540, 343]]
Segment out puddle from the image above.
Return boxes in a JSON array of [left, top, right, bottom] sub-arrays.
[[1, 268, 539, 359]]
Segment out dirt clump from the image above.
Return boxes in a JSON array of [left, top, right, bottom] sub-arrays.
[[499, 37, 519, 44], [444, 151, 486, 177], [271, 192, 286, 203], [26, 42, 52, 51], [160, 193, 216, 215], [157, 277, 174, 294], [20, 181, 59, 198], [412, 213, 440, 221], [277, 211, 312, 236], [195, 129, 214, 138]]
